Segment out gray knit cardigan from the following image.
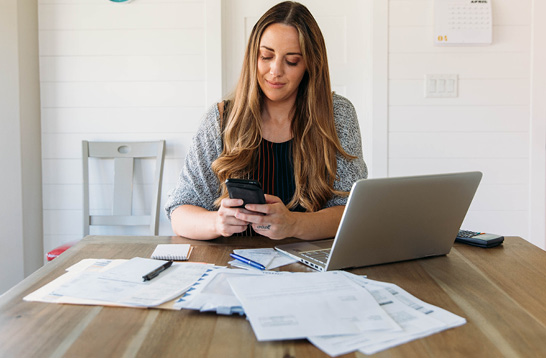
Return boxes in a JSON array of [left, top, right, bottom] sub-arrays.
[[164, 93, 368, 220]]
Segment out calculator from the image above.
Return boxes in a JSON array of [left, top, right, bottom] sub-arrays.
[[456, 230, 504, 248]]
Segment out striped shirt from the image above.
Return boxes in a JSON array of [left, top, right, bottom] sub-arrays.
[[236, 139, 304, 236], [252, 139, 304, 211]]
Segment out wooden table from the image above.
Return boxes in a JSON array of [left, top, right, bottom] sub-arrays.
[[1, 235, 546, 357]]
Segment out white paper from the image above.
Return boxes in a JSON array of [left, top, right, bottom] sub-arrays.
[[308, 273, 466, 356], [65, 258, 123, 273], [151, 244, 192, 260], [99, 257, 170, 283], [27, 260, 211, 307], [356, 278, 466, 355], [173, 267, 290, 314], [352, 276, 466, 329], [232, 248, 297, 270], [227, 271, 400, 341], [24, 259, 127, 306], [308, 287, 446, 356], [229, 260, 264, 271]]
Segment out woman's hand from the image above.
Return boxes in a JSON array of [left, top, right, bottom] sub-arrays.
[[238, 194, 297, 240], [171, 198, 344, 241], [215, 198, 253, 237]]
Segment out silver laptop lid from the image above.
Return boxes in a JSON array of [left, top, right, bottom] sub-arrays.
[[324, 171, 482, 270]]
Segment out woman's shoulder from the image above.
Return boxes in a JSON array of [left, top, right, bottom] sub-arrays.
[[196, 102, 223, 134], [204, 101, 222, 122], [331, 92, 358, 130], [190, 102, 224, 156], [332, 92, 356, 115]]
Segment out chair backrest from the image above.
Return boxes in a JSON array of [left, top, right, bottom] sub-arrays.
[[82, 140, 166, 236]]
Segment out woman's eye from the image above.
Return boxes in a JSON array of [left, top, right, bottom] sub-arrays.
[[260, 56, 272, 61], [286, 60, 298, 66]]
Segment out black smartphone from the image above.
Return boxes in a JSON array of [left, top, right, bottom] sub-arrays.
[[225, 179, 266, 206]]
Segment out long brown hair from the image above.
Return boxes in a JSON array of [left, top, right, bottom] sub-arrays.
[[212, 1, 355, 211]]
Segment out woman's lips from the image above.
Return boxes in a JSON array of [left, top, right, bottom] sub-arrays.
[[266, 79, 285, 89]]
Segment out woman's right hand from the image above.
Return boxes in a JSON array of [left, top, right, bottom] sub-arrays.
[[215, 198, 251, 237]]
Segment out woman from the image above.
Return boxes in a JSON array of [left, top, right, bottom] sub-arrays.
[[165, 1, 367, 240]]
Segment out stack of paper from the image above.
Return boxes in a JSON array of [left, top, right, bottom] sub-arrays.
[[25, 259, 465, 355], [24, 258, 211, 308], [173, 267, 290, 315], [309, 273, 466, 355], [227, 271, 400, 340], [174, 268, 466, 356]]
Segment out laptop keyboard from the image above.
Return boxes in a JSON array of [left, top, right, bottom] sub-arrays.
[[301, 248, 331, 264]]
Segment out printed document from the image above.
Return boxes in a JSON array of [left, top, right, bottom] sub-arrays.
[[24, 259, 127, 306], [99, 257, 170, 283], [308, 274, 466, 356], [25, 259, 210, 307], [174, 267, 289, 315], [227, 271, 400, 341]]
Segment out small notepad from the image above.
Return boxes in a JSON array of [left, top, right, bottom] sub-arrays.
[[151, 244, 192, 261]]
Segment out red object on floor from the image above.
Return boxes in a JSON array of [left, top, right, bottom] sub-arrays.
[[46, 241, 78, 261]]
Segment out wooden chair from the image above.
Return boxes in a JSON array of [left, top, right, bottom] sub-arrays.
[[46, 140, 166, 261]]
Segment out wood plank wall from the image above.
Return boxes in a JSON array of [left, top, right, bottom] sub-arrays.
[[39, 0, 536, 252], [388, 0, 531, 237], [39, 0, 208, 251]]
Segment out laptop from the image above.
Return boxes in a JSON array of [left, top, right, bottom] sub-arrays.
[[275, 171, 482, 271]]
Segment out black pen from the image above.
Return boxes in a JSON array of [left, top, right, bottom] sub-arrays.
[[142, 260, 173, 281]]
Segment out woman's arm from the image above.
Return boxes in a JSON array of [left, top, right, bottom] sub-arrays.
[[171, 198, 252, 240], [168, 102, 257, 240], [171, 205, 220, 240], [324, 94, 368, 207], [164, 104, 223, 218], [288, 206, 345, 240]]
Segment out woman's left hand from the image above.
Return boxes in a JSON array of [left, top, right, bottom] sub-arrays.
[[235, 194, 297, 240]]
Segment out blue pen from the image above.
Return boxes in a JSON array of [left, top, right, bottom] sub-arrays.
[[230, 253, 266, 270]]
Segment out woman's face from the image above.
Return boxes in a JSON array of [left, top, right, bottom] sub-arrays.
[[257, 23, 306, 105]]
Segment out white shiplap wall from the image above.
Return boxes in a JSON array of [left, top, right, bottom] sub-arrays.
[[39, 0, 542, 253], [39, 0, 216, 252], [388, 0, 531, 238]]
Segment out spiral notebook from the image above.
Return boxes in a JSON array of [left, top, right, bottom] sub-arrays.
[[151, 244, 192, 261]]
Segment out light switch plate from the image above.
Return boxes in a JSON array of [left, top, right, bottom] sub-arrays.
[[425, 74, 458, 98]]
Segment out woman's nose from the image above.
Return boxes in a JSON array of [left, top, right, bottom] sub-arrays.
[[269, 58, 283, 77]]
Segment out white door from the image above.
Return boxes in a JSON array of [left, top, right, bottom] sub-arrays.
[[222, 0, 373, 163]]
